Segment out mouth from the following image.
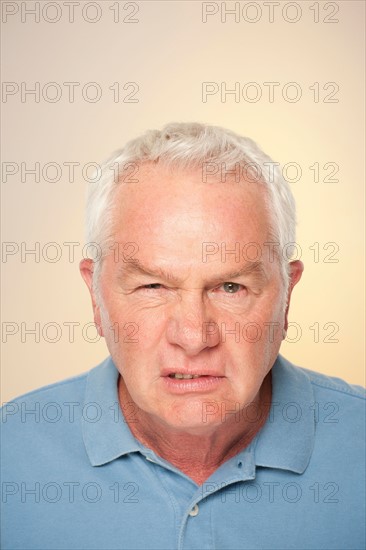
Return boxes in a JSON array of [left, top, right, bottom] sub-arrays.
[[168, 373, 206, 379]]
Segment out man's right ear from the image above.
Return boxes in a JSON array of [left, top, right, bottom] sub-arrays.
[[79, 259, 104, 337]]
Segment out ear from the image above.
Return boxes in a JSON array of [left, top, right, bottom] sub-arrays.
[[283, 260, 304, 334], [79, 258, 104, 337]]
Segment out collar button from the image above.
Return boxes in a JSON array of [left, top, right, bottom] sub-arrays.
[[189, 504, 199, 517]]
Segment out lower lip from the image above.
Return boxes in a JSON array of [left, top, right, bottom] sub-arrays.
[[162, 376, 224, 394]]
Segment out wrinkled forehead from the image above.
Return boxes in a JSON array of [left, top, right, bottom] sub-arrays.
[[112, 162, 272, 235], [105, 163, 275, 274]]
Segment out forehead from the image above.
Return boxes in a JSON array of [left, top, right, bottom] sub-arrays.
[[111, 163, 272, 267], [114, 163, 269, 232]]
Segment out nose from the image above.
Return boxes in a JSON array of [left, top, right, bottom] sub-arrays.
[[165, 291, 220, 355]]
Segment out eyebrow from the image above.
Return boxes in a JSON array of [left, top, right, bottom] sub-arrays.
[[217, 261, 268, 282], [117, 259, 268, 286]]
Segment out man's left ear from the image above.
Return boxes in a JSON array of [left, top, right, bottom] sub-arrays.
[[283, 260, 304, 332]]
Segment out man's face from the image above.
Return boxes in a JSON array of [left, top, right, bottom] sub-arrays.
[[81, 163, 302, 434]]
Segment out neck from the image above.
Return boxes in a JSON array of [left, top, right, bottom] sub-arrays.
[[118, 372, 272, 485]]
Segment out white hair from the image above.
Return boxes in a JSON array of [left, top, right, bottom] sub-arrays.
[[85, 122, 297, 298]]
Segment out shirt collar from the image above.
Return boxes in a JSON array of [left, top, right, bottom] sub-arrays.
[[82, 357, 142, 466], [253, 354, 315, 474], [82, 354, 315, 473]]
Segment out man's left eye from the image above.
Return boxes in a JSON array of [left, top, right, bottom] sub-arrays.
[[221, 282, 244, 294], [142, 283, 163, 290]]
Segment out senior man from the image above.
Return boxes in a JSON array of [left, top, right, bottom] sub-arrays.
[[1, 123, 365, 550]]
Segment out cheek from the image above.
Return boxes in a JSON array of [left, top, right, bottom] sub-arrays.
[[227, 297, 284, 347], [99, 296, 168, 360], [221, 296, 285, 378]]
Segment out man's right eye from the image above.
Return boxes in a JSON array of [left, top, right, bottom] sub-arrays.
[[141, 283, 163, 290]]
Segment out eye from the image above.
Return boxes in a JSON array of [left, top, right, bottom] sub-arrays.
[[141, 283, 163, 290], [221, 282, 244, 294]]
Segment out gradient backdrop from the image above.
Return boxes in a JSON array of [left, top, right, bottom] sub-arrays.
[[1, 0, 365, 401]]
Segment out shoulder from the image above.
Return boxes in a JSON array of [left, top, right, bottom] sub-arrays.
[[0, 357, 112, 436], [1, 370, 88, 420], [277, 354, 365, 401], [274, 355, 365, 434], [275, 355, 365, 477], [2, 371, 88, 406], [1, 356, 112, 411], [300, 366, 365, 400], [0, 357, 114, 480], [276, 355, 365, 446]]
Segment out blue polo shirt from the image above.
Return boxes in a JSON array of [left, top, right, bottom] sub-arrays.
[[1, 354, 365, 550]]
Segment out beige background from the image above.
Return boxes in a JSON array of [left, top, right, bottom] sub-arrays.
[[1, 1, 365, 402]]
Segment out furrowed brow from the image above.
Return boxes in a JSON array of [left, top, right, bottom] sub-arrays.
[[117, 260, 267, 286], [211, 261, 268, 284], [117, 261, 181, 284], [220, 261, 266, 279]]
